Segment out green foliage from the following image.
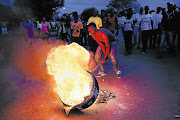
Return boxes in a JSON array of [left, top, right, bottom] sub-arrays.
[[107, 0, 137, 12], [80, 7, 97, 22], [0, 4, 19, 27], [13, 0, 64, 20]]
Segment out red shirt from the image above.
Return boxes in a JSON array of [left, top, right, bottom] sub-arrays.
[[92, 30, 110, 62], [71, 21, 83, 37]]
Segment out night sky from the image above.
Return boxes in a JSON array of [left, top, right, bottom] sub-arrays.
[[0, 0, 180, 14]]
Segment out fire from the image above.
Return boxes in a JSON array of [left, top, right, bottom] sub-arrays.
[[46, 43, 94, 107]]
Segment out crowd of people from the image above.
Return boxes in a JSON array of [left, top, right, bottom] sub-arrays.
[[1, 2, 180, 77], [17, 2, 180, 58], [119, 2, 180, 59]]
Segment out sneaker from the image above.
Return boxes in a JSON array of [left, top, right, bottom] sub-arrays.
[[142, 52, 146, 55], [116, 70, 122, 79], [96, 71, 106, 77]]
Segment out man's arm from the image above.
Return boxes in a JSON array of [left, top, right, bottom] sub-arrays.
[[99, 32, 110, 62], [103, 36, 110, 62]]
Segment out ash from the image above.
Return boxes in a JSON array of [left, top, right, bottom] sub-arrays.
[[97, 89, 116, 103]]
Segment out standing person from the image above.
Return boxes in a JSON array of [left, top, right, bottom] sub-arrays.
[[66, 14, 71, 39], [87, 8, 103, 53], [106, 9, 119, 35], [36, 20, 42, 38], [1, 18, 8, 36], [71, 15, 83, 45], [177, 6, 180, 52], [118, 10, 127, 41], [0, 17, 8, 52], [49, 19, 57, 37], [41, 17, 50, 44], [133, 7, 143, 49], [140, 6, 153, 55], [163, 2, 179, 56], [152, 6, 163, 49], [81, 20, 88, 46], [121, 9, 135, 55], [100, 9, 108, 28], [87, 23, 121, 78], [23, 16, 35, 48], [59, 18, 69, 42]]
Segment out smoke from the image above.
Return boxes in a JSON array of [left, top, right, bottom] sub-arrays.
[[9, 39, 66, 83], [9, 38, 96, 83]]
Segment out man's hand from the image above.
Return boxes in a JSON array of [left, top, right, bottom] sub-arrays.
[[102, 57, 106, 63], [102, 56, 108, 63]]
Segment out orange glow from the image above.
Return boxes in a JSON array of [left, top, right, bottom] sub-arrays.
[[46, 43, 94, 106]]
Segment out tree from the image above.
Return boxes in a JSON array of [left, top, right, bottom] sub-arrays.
[[13, 0, 64, 20], [80, 7, 97, 22], [0, 4, 19, 28], [107, 0, 140, 13]]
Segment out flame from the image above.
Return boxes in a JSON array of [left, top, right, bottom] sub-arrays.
[[46, 43, 93, 106]]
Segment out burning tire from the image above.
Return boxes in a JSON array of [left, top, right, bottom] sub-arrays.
[[61, 73, 99, 115]]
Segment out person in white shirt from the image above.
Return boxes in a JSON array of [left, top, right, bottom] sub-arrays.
[[152, 6, 163, 49], [37, 21, 42, 38], [133, 7, 143, 49], [121, 9, 135, 55], [140, 6, 153, 54]]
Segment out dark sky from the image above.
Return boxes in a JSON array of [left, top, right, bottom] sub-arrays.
[[57, 0, 180, 14], [0, 0, 180, 14], [0, 0, 13, 6]]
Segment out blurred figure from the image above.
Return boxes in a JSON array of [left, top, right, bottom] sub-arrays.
[[119, 10, 127, 42], [140, 6, 153, 55], [41, 17, 50, 44], [71, 15, 83, 45], [163, 2, 179, 56], [121, 9, 135, 55], [133, 7, 143, 49], [152, 6, 163, 49], [106, 8, 119, 36], [100, 9, 108, 28], [177, 6, 180, 52], [49, 19, 57, 37], [23, 16, 35, 48], [81, 20, 88, 46], [58, 17, 69, 42], [0, 17, 8, 52], [36, 20, 42, 38], [1, 18, 8, 36]]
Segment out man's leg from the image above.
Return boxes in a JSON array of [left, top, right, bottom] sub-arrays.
[[95, 46, 106, 77], [153, 30, 157, 49], [95, 46, 104, 72], [124, 31, 129, 54], [128, 31, 133, 53], [137, 28, 141, 49], [149, 30, 153, 49], [157, 29, 162, 48], [133, 26, 138, 46], [109, 42, 121, 78], [141, 31, 146, 53], [170, 31, 177, 56]]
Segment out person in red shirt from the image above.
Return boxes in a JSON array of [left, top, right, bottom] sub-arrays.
[[87, 23, 121, 78]]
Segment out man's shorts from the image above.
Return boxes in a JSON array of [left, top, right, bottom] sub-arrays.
[[1, 28, 7, 35]]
